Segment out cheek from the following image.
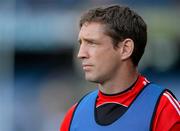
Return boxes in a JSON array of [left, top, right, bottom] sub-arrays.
[[94, 50, 119, 70]]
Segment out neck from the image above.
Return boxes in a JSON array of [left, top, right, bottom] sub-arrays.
[[98, 62, 139, 95]]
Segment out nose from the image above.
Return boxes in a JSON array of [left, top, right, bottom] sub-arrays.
[[77, 43, 89, 59]]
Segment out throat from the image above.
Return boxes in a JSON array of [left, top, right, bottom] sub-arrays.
[[98, 73, 139, 95], [99, 84, 129, 95]]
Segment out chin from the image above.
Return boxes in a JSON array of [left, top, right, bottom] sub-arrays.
[[85, 76, 101, 83]]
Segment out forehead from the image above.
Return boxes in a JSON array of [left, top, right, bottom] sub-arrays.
[[78, 22, 107, 39]]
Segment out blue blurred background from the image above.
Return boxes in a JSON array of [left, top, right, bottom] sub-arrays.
[[0, 0, 180, 131]]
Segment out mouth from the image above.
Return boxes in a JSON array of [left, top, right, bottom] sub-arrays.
[[82, 64, 93, 71]]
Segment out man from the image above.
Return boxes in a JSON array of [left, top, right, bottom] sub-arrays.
[[60, 5, 180, 131]]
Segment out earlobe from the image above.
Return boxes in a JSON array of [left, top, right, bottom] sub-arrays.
[[120, 38, 134, 60]]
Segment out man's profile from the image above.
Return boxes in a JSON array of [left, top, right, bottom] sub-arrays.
[[60, 4, 180, 131]]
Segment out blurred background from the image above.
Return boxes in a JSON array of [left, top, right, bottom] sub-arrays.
[[0, 0, 180, 131]]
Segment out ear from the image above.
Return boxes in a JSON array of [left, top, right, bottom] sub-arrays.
[[119, 38, 134, 60]]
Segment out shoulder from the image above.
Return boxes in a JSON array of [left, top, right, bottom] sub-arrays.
[[60, 90, 98, 131], [159, 90, 179, 116], [60, 104, 77, 131], [152, 90, 180, 131]]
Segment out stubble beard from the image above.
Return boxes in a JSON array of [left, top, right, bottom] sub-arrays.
[[85, 72, 107, 85]]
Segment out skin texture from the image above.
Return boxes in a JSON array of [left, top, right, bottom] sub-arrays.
[[77, 22, 139, 94]]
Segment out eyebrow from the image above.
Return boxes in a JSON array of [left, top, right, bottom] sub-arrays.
[[78, 38, 97, 44]]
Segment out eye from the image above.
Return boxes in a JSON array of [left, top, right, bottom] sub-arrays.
[[87, 40, 96, 46], [87, 41, 94, 45], [78, 39, 82, 45]]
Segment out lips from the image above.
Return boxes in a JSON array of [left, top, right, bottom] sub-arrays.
[[82, 64, 93, 71]]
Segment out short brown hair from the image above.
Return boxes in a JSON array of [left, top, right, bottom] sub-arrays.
[[80, 4, 147, 66]]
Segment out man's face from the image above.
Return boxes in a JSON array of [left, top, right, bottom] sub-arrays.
[[77, 22, 122, 84]]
